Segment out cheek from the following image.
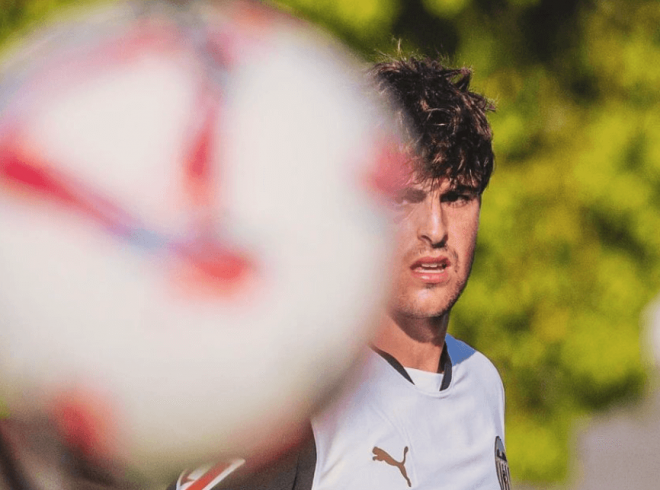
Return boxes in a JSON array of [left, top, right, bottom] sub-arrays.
[[392, 219, 415, 255], [452, 210, 480, 256], [463, 220, 479, 247]]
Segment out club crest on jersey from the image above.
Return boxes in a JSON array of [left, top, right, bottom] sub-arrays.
[[494, 436, 511, 490]]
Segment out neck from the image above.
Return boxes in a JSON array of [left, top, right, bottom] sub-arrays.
[[372, 312, 449, 372]]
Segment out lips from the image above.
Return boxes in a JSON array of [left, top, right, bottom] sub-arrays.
[[410, 256, 450, 284]]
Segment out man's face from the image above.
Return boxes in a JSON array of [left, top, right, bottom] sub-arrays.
[[388, 176, 481, 320]]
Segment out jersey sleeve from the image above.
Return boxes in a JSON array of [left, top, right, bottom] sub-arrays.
[[167, 433, 316, 490]]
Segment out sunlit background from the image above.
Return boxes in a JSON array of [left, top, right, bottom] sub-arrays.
[[2, 0, 660, 487]]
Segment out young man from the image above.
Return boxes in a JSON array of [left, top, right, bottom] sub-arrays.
[[171, 56, 509, 490]]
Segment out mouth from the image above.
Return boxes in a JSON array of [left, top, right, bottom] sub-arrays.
[[410, 257, 450, 283]]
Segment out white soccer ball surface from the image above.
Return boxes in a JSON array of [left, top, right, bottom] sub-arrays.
[[0, 0, 397, 480]]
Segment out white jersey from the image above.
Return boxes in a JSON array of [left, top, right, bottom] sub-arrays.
[[311, 334, 509, 490], [170, 335, 510, 490]]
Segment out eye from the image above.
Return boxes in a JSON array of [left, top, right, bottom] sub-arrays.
[[441, 190, 477, 207], [392, 187, 426, 207]]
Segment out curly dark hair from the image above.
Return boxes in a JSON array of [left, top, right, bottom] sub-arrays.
[[372, 56, 495, 193]]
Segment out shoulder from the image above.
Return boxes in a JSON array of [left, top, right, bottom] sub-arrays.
[[445, 334, 504, 399], [446, 334, 499, 373]]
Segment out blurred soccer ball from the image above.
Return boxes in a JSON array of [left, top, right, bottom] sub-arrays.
[[0, 0, 397, 481]]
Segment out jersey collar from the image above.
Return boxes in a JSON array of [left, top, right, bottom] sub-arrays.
[[372, 344, 453, 391]]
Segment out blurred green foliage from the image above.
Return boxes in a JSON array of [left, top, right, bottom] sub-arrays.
[[3, 0, 660, 485], [0, 0, 72, 42]]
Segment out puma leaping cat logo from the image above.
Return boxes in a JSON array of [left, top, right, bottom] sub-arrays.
[[372, 446, 411, 487]]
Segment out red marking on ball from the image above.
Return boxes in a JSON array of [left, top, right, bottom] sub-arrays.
[[185, 95, 218, 208], [49, 389, 117, 461], [0, 143, 131, 229], [364, 139, 412, 199]]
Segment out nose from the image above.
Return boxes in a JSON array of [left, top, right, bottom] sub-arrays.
[[416, 197, 447, 248]]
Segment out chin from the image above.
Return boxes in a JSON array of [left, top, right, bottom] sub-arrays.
[[407, 307, 450, 320], [391, 299, 452, 320], [391, 288, 463, 320]]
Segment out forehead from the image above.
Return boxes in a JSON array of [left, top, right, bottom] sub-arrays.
[[403, 153, 481, 190], [393, 147, 484, 194]]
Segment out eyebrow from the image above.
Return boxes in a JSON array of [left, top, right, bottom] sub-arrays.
[[446, 184, 479, 194]]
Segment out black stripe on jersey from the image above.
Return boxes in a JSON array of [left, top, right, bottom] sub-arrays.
[[439, 346, 452, 391], [372, 348, 414, 383]]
